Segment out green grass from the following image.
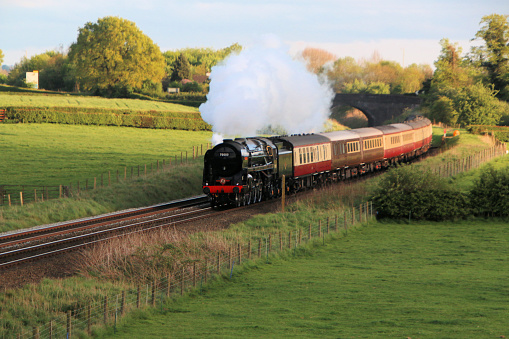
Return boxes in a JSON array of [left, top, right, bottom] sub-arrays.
[[0, 123, 212, 186], [0, 92, 199, 112], [99, 220, 509, 338]]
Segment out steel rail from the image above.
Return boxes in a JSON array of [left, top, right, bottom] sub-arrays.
[[0, 206, 216, 269], [0, 195, 209, 248]]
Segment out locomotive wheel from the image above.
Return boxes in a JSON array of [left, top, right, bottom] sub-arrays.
[[235, 194, 241, 208]]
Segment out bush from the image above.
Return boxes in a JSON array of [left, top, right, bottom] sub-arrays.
[[5, 106, 212, 131], [370, 165, 469, 221], [470, 164, 509, 217]]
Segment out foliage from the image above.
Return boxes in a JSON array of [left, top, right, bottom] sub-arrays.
[[6, 51, 74, 91], [300, 47, 336, 74], [326, 54, 432, 95], [5, 106, 211, 131], [470, 164, 509, 216], [471, 14, 509, 100], [425, 38, 506, 126], [68, 16, 165, 97], [370, 165, 469, 221], [170, 53, 192, 82], [343, 79, 390, 94], [0, 49, 4, 65]]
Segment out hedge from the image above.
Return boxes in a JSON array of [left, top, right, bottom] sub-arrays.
[[5, 106, 212, 131]]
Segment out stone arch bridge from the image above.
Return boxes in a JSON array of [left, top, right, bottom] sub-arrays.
[[332, 93, 422, 127]]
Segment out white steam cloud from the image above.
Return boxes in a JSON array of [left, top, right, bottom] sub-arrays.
[[200, 35, 334, 143]]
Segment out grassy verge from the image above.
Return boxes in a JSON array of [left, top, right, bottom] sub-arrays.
[[0, 158, 204, 232], [98, 220, 509, 338]]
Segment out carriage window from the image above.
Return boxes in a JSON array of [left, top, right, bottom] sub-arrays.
[[307, 148, 310, 163], [299, 149, 303, 165]]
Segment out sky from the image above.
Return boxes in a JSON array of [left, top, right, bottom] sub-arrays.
[[0, 0, 508, 67]]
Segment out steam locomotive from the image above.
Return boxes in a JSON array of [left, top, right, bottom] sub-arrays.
[[202, 116, 433, 207]]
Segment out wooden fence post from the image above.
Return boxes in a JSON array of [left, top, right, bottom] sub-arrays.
[[193, 262, 197, 287], [33, 327, 40, 339], [136, 286, 140, 308], [181, 266, 185, 295], [104, 295, 108, 324], [67, 310, 71, 338], [87, 304, 91, 333], [248, 240, 252, 260], [151, 281, 156, 306], [121, 290, 125, 316], [166, 273, 171, 297], [20, 192, 23, 206]]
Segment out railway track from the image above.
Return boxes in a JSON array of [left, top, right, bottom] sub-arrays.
[[0, 147, 442, 270], [0, 195, 212, 269]]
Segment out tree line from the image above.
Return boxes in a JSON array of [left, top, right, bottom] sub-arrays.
[[0, 14, 508, 127]]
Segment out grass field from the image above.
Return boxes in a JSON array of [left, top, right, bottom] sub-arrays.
[[99, 220, 509, 338], [0, 123, 212, 186], [0, 93, 199, 112]]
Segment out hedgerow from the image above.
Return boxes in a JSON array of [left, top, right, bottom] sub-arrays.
[[5, 106, 212, 131], [370, 165, 469, 221]]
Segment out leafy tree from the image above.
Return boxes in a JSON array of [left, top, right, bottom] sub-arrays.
[[327, 57, 363, 92], [425, 38, 504, 126], [69, 16, 165, 96], [7, 51, 74, 90], [343, 79, 390, 94], [301, 47, 336, 74], [0, 49, 4, 66], [170, 53, 191, 82], [471, 14, 509, 100], [326, 55, 431, 94]]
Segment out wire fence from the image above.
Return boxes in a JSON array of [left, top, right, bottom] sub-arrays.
[[0, 144, 212, 207], [9, 202, 374, 338], [430, 137, 507, 177]]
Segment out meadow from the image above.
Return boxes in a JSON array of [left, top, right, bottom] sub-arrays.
[[0, 92, 199, 112], [99, 219, 509, 338], [0, 123, 212, 186]]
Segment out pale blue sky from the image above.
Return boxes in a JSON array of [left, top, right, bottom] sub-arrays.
[[1, 0, 508, 67]]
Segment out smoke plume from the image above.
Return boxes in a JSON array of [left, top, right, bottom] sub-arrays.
[[199, 35, 334, 143]]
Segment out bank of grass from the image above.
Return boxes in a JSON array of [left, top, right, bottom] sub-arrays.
[[0, 158, 204, 232], [0, 92, 198, 112], [98, 219, 509, 338], [0, 123, 211, 186]]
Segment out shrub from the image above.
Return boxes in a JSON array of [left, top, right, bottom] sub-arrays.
[[470, 164, 509, 217], [370, 165, 469, 221]]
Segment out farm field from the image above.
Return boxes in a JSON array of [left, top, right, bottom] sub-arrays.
[[0, 123, 212, 186], [0, 92, 199, 113], [101, 220, 509, 338]]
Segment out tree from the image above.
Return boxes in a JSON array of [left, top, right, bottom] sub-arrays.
[[301, 47, 336, 74], [472, 14, 509, 100], [170, 53, 191, 82], [0, 49, 4, 66], [69, 16, 165, 96], [7, 51, 72, 89]]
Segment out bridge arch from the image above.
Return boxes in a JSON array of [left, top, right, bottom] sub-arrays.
[[331, 93, 422, 127]]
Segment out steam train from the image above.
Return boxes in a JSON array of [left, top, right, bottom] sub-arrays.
[[202, 116, 433, 207]]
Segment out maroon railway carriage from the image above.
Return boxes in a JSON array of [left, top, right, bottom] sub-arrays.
[[272, 134, 331, 190]]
